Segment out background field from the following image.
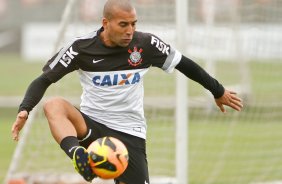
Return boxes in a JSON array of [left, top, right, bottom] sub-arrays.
[[1, 54, 282, 183]]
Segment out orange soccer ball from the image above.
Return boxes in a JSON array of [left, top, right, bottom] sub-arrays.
[[87, 136, 129, 179]]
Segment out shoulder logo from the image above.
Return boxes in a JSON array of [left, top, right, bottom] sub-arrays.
[[128, 46, 143, 67], [151, 36, 170, 55], [58, 46, 78, 67], [93, 58, 104, 64]]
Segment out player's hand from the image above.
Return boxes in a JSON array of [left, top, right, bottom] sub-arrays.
[[11, 110, 28, 141], [215, 90, 243, 113]]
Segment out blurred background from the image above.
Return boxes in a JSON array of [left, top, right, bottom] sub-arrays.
[[1, 0, 282, 184]]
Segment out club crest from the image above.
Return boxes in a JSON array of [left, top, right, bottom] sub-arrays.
[[128, 46, 143, 67]]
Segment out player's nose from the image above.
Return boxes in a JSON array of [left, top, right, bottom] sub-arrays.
[[125, 25, 135, 36]]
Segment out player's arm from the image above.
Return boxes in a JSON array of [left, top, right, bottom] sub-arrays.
[[18, 73, 52, 113], [12, 73, 52, 141], [175, 55, 243, 112], [12, 40, 80, 141]]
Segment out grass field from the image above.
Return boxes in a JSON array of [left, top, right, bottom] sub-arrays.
[[1, 54, 282, 183], [2, 108, 282, 183], [0, 108, 17, 183]]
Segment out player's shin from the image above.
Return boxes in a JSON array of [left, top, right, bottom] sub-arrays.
[[60, 136, 80, 159]]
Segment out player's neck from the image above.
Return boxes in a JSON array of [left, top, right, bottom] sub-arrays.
[[100, 31, 116, 47]]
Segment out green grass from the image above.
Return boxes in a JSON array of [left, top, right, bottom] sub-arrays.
[[188, 113, 282, 184], [0, 108, 17, 182], [1, 55, 282, 183], [2, 108, 282, 183], [0, 54, 43, 95]]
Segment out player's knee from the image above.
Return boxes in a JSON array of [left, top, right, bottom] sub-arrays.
[[43, 97, 66, 116]]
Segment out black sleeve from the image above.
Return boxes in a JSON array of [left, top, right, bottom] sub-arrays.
[[18, 73, 52, 113], [175, 55, 225, 98]]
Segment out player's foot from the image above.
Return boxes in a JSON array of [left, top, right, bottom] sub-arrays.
[[73, 146, 96, 182]]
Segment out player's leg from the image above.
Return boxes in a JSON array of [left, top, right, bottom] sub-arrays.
[[115, 145, 149, 184], [102, 131, 149, 184], [43, 96, 87, 144], [77, 118, 150, 184], [43, 96, 96, 181]]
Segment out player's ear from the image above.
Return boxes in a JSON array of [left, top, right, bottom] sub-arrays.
[[102, 18, 109, 29]]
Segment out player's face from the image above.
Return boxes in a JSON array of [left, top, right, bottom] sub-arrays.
[[102, 8, 137, 47]]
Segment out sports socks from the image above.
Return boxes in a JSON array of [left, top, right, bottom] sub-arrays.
[[60, 136, 80, 159]]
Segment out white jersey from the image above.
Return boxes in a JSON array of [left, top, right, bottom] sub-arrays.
[[43, 27, 182, 139]]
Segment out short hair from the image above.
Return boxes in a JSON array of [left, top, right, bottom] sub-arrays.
[[103, 0, 134, 20]]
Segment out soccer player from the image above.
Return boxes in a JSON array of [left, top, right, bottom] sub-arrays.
[[11, 0, 243, 183]]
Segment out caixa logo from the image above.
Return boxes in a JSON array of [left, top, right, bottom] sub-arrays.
[[58, 46, 78, 67], [92, 72, 141, 86]]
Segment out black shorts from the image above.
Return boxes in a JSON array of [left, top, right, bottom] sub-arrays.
[[79, 111, 150, 184]]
